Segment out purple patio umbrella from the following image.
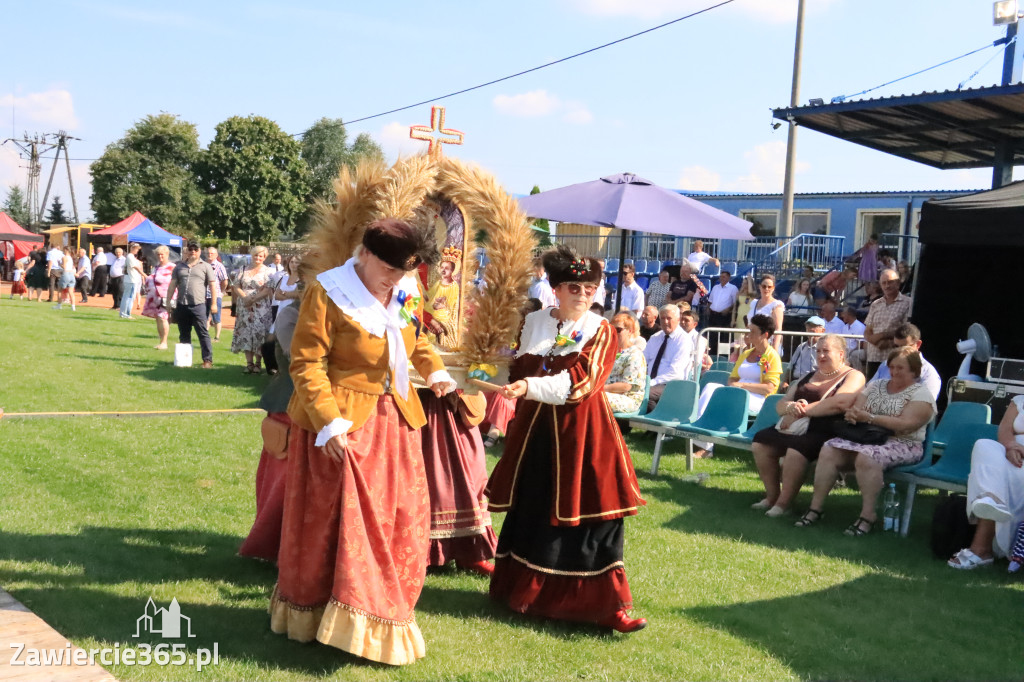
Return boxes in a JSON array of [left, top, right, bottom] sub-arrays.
[[517, 173, 754, 307]]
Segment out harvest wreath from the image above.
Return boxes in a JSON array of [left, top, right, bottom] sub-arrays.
[[302, 153, 536, 388]]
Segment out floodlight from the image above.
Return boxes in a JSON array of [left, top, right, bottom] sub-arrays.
[[994, 0, 1019, 25], [808, 98, 824, 106]]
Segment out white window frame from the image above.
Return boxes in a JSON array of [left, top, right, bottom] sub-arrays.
[[855, 208, 906, 249], [738, 209, 780, 260], [792, 209, 832, 236]]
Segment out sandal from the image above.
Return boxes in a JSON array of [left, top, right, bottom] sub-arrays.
[[844, 516, 875, 537], [243, 363, 256, 374], [948, 548, 994, 570], [794, 508, 823, 527]]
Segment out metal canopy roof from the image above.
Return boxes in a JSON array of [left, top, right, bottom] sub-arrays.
[[772, 83, 1024, 170]]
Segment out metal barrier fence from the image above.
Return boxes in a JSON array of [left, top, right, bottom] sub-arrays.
[[691, 327, 866, 384]]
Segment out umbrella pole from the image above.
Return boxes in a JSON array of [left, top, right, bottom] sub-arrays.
[[614, 228, 629, 315]]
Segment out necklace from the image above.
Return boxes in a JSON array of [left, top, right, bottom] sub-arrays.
[[818, 367, 841, 378]]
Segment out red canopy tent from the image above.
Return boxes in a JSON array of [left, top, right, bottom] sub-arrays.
[[88, 211, 148, 245], [0, 211, 44, 261]]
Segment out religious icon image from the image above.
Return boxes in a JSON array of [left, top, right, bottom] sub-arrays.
[[426, 245, 463, 349]]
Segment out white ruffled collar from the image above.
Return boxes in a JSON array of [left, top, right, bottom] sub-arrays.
[[517, 309, 605, 358], [316, 258, 421, 399], [316, 258, 420, 338]]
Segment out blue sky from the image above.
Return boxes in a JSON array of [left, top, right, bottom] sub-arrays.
[[1, 0, 1016, 222]]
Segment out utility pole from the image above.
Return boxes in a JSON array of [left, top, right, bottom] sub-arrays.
[[779, 0, 807, 239], [38, 130, 81, 225], [2, 133, 56, 230]]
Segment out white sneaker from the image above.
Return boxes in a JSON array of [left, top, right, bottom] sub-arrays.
[[971, 496, 1013, 523]]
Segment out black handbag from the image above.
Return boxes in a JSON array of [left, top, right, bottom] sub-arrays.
[[830, 419, 893, 445]]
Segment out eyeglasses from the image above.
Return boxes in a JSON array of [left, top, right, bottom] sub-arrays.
[[760, 284, 774, 289], [564, 283, 597, 296], [612, 326, 626, 333]]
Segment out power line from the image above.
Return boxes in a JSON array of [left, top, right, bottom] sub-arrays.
[[830, 37, 1008, 103], [300, 0, 737, 133]]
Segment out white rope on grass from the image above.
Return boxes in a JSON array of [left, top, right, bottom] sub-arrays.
[[0, 408, 264, 420]]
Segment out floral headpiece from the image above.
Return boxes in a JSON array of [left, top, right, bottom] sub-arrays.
[[568, 258, 590, 277]]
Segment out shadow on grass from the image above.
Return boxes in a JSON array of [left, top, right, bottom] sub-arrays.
[[0, 527, 273, 589], [683, 573, 1024, 681]]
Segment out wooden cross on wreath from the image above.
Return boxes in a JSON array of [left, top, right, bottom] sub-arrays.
[[409, 106, 464, 159]]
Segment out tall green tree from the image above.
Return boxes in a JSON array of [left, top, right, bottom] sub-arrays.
[[45, 196, 70, 225], [196, 115, 309, 243], [530, 185, 552, 247], [301, 117, 385, 201], [89, 113, 204, 233], [2, 185, 32, 227]]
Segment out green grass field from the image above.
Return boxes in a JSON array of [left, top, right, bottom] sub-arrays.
[[1, 300, 1022, 681]]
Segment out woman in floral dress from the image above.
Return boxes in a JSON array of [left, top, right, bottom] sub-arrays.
[[141, 245, 175, 350], [603, 312, 647, 414], [231, 245, 274, 373]]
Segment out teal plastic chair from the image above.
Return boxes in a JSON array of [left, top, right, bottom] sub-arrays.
[[699, 370, 731, 391], [612, 374, 651, 420], [932, 401, 991, 450], [710, 359, 734, 372], [653, 386, 750, 473], [628, 380, 699, 473], [893, 422, 997, 537], [728, 394, 785, 445]]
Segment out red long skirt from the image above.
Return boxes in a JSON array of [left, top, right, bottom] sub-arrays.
[[239, 413, 290, 562], [269, 397, 430, 666]]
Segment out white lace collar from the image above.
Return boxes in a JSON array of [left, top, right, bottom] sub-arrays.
[[517, 309, 605, 358], [316, 258, 421, 399]]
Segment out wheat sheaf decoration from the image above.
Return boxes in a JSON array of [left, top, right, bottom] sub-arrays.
[[304, 154, 536, 368]]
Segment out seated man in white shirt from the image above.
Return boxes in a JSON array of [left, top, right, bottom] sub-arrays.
[[867, 322, 942, 399], [686, 239, 720, 274], [782, 316, 826, 389], [618, 263, 645, 317], [643, 304, 695, 411], [820, 300, 844, 335], [840, 305, 867, 371], [527, 257, 556, 308]]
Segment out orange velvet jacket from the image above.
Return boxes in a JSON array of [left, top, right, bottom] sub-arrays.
[[287, 281, 446, 435]]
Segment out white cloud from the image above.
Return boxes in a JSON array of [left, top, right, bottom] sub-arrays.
[[678, 165, 721, 191], [727, 140, 809, 193], [562, 101, 594, 124], [493, 90, 562, 117], [676, 141, 809, 194], [378, 121, 422, 161], [0, 89, 78, 131], [566, 0, 839, 25], [493, 90, 593, 124]]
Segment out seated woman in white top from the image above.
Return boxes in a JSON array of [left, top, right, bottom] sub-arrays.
[[787, 278, 813, 312], [948, 394, 1024, 570]]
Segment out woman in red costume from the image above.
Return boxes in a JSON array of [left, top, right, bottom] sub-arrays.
[[270, 218, 454, 666], [486, 245, 648, 633]]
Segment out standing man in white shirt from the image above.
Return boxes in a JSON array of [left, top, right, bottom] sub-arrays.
[[91, 247, 109, 297], [527, 257, 556, 308], [686, 239, 720, 274], [45, 243, 64, 302], [643, 304, 696, 411], [618, 263, 645, 317], [267, 253, 285, 276], [119, 243, 145, 319], [706, 270, 739, 329], [108, 247, 125, 309]]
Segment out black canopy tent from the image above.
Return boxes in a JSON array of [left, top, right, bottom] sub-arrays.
[[913, 180, 1024, 386]]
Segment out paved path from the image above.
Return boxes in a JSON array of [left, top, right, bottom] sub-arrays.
[[0, 588, 116, 681]]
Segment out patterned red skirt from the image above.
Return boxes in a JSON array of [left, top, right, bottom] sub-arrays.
[[269, 396, 430, 665]]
